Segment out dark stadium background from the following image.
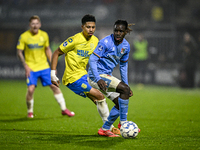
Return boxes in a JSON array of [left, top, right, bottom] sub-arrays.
[[0, 0, 200, 87]]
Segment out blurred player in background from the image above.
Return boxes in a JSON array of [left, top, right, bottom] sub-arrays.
[[178, 32, 198, 88], [17, 15, 75, 118], [88, 20, 138, 137], [50, 14, 120, 136], [132, 33, 148, 84]]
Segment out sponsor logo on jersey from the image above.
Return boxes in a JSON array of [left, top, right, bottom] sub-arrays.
[[98, 45, 103, 51], [77, 50, 89, 57], [27, 44, 43, 49], [63, 41, 68, 47]]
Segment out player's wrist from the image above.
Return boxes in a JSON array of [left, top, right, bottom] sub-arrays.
[[51, 70, 59, 81], [51, 70, 56, 77]]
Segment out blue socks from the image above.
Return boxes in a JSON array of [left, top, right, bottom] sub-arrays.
[[102, 97, 129, 130], [102, 106, 119, 130], [118, 97, 129, 121]]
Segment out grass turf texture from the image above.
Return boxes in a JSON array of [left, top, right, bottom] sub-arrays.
[[0, 80, 200, 150]]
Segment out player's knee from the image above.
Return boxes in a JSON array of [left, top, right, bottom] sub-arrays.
[[27, 87, 35, 95], [123, 85, 130, 95], [97, 92, 105, 100], [117, 83, 130, 95], [50, 84, 60, 94]]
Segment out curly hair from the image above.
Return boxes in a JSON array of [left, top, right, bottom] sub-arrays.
[[114, 20, 135, 34]]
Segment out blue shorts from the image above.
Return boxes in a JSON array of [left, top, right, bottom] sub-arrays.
[[67, 75, 92, 98], [27, 68, 52, 87]]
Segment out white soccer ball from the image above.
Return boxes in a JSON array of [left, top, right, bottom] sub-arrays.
[[120, 121, 139, 138]]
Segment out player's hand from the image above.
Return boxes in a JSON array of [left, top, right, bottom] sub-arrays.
[[51, 70, 60, 87], [129, 89, 133, 97], [97, 79, 107, 92], [24, 64, 31, 78]]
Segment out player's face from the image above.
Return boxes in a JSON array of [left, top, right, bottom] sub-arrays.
[[29, 19, 41, 35], [113, 24, 127, 44], [82, 22, 96, 40]]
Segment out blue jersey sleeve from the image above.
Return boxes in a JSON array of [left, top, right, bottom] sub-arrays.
[[119, 45, 130, 85], [120, 61, 128, 85], [89, 42, 107, 82]]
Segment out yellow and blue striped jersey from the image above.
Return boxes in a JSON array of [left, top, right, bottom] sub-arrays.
[[16, 30, 50, 71], [59, 32, 98, 85]]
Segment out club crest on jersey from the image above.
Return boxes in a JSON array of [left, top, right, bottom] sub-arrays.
[[90, 43, 94, 50], [121, 48, 125, 54], [98, 45, 103, 51], [63, 41, 68, 47]]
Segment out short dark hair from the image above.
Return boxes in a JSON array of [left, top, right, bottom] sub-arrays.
[[114, 20, 128, 29], [81, 14, 96, 25]]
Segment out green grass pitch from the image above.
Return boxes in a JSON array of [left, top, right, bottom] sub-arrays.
[[0, 80, 200, 150]]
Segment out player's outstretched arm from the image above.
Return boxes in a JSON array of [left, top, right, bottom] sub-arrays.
[[51, 48, 64, 87]]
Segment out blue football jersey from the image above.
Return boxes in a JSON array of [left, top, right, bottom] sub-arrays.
[[88, 34, 130, 85]]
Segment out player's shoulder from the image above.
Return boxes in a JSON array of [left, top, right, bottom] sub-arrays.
[[99, 34, 112, 46], [39, 29, 48, 36], [100, 34, 111, 42], [69, 32, 81, 42], [123, 38, 130, 48], [92, 35, 98, 41], [20, 30, 30, 37]]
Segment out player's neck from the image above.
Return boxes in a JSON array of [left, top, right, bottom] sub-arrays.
[[82, 32, 92, 41], [30, 30, 39, 35]]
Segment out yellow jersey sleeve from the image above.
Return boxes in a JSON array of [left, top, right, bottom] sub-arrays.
[[59, 37, 75, 53], [17, 36, 25, 50]]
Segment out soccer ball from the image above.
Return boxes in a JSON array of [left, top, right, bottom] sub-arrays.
[[120, 121, 139, 138]]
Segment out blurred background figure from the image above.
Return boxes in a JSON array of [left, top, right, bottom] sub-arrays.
[[0, 0, 200, 88], [178, 32, 198, 88], [132, 33, 149, 84]]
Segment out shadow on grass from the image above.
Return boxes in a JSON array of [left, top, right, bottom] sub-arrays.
[[0, 115, 64, 123], [0, 128, 125, 149], [34, 134, 125, 148]]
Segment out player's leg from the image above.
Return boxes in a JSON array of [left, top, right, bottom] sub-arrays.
[[98, 74, 121, 128], [116, 82, 130, 125], [26, 71, 38, 118], [40, 68, 74, 117], [26, 85, 35, 118], [86, 87, 109, 124], [88, 75, 120, 136], [103, 81, 130, 127], [88, 77, 120, 129], [96, 75, 130, 130], [86, 89, 119, 137]]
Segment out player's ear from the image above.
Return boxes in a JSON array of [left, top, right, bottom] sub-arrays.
[[39, 22, 41, 28], [125, 29, 128, 35]]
